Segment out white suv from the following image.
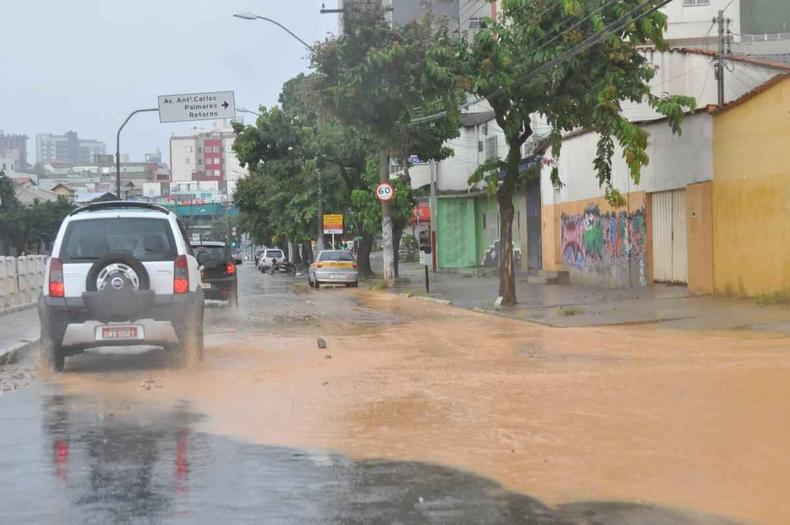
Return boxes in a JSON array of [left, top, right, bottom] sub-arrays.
[[38, 201, 204, 371], [257, 248, 285, 272]]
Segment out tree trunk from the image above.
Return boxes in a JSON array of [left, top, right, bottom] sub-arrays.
[[357, 232, 375, 278], [293, 242, 303, 265], [497, 141, 523, 307], [379, 149, 395, 283], [497, 190, 516, 305]]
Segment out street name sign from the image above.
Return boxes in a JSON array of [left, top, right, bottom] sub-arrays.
[[323, 213, 344, 234], [375, 182, 395, 202], [158, 91, 236, 123]]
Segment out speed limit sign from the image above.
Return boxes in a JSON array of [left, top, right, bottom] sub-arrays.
[[375, 182, 395, 202]]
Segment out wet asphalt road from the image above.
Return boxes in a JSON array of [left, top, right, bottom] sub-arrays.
[[0, 266, 741, 524]]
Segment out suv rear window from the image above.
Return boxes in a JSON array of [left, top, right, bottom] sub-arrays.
[[266, 250, 284, 258], [60, 218, 177, 263]]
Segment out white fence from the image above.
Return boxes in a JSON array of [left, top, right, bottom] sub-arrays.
[[0, 256, 46, 310]]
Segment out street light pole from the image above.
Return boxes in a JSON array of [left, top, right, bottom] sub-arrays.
[[116, 107, 157, 199], [233, 11, 325, 253]]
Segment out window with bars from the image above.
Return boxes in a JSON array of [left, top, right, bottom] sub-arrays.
[[485, 136, 498, 160]]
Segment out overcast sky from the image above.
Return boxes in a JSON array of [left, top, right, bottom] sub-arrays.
[[0, 0, 338, 165]]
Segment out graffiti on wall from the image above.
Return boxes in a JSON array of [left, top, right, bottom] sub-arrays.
[[561, 204, 647, 285]]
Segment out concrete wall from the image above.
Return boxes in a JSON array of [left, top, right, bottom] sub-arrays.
[[686, 181, 714, 294], [712, 77, 790, 296], [539, 114, 718, 289], [0, 256, 46, 310], [541, 113, 714, 208], [543, 193, 649, 288], [620, 49, 780, 122]]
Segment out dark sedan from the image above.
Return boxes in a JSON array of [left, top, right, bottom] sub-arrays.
[[192, 241, 238, 307]]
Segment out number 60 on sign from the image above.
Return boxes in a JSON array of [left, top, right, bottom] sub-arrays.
[[375, 182, 395, 202]]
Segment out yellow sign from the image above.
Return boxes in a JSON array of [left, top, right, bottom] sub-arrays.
[[323, 213, 343, 234]]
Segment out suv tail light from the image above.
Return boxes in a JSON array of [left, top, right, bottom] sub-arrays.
[[49, 257, 65, 297], [226, 262, 236, 275], [352, 262, 358, 269], [174, 255, 189, 294]]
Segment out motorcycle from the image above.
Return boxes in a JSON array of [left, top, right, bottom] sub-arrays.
[[269, 258, 296, 276]]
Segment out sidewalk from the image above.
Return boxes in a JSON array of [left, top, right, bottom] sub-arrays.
[[389, 261, 790, 334], [0, 305, 40, 364]]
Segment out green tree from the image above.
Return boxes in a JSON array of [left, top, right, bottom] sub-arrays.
[[234, 74, 381, 273], [0, 173, 74, 255], [233, 104, 320, 258], [311, 7, 464, 281], [464, 0, 695, 305]]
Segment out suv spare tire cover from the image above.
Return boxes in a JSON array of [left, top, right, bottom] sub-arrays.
[[85, 253, 151, 292]]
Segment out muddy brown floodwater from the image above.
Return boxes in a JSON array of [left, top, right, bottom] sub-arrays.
[[53, 291, 790, 524]]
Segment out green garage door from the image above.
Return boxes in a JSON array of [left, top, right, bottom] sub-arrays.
[[437, 197, 476, 269]]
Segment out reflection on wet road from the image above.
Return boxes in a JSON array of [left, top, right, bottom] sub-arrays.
[[2, 266, 787, 523], [0, 386, 737, 524]]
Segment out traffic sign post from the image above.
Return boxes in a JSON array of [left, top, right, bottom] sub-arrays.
[[375, 182, 395, 202], [323, 213, 343, 250], [157, 91, 236, 123], [115, 90, 236, 201]]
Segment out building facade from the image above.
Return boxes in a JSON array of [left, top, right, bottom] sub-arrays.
[[0, 132, 29, 169], [710, 75, 790, 296], [661, 0, 790, 63], [36, 131, 106, 165], [169, 125, 247, 196]]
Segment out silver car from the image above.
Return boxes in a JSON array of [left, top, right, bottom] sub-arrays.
[[308, 250, 359, 288]]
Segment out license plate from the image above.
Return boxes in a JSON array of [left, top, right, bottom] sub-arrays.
[[330, 274, 346, 279], [99, 326, 139, 340], [200, 282, 211, 289]]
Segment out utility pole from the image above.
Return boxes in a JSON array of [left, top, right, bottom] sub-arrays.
[[379, 149, 395, 282], [715, 10, 727, 106], [316, 114, 325, 253]]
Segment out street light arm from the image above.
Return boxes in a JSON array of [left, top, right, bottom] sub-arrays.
[[234, 12, 313, 51], [116, 107, 158, 199]]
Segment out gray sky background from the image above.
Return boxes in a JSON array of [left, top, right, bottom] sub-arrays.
[[0, 0, 338, 165]]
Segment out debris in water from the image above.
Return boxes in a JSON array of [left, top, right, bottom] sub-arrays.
[[317, 338, 327, 349]]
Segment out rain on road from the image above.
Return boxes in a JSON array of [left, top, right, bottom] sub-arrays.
[[1, 265, 788, 524]]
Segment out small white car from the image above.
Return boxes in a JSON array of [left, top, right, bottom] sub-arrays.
[[38, 201, 205, 371], [257, 248, 285, 272], [308, 250, 359, 288]]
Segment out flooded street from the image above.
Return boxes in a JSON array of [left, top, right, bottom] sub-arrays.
[[1, 265, 789, 523]]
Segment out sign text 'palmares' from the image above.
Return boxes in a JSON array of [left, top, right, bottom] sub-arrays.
[[158, 91, 236, 123]]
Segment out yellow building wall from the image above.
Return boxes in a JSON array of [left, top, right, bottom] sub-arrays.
[[542, 192, 649, 287], [713, 77, 790, 296]]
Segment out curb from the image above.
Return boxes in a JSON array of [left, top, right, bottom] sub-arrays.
[[0, 337, 39, 365], [0, 302, 36, 318], [398, 292, 452, 306]]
